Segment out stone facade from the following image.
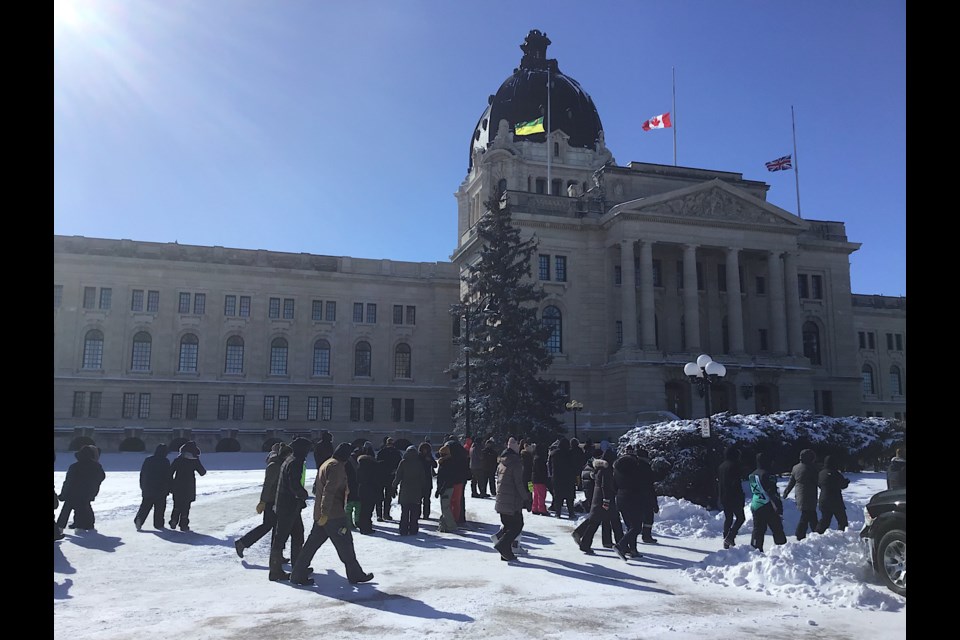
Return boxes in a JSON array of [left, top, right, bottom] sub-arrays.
[[852, 295, 907, 421]]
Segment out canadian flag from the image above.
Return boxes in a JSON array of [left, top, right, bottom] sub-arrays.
[[642, 112, 672, 131]]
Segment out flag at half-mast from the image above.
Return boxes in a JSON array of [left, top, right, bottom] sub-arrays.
[[641, 112, 671, 131], [765, 155, 793, 172], [515, 116, 545, 136]]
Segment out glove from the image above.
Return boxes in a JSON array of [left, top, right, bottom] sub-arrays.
[[602, 500, 610, 510], [256, 501, 265, 514], [317, 514, 328, 527], [298, 499, 307, 510]]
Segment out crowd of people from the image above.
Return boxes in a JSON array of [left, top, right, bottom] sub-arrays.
[[54, 433, 907, 584]]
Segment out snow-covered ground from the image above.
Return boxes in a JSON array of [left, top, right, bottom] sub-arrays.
[[54, 453, 905, 639]]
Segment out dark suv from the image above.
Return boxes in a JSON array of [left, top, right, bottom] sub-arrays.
[[860, 487, 906, 597]]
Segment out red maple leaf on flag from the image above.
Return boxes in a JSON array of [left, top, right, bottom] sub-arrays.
[[650, 116, 661, 127]]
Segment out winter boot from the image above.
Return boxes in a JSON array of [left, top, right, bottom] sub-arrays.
[[234, 540, 245, 558], [641, 525, 658, 544]]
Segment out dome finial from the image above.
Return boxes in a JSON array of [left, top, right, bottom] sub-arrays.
[[519, 30, 551, 69]]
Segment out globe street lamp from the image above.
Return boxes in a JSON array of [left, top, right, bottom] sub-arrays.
[[565, 399, 583, 440], [683, 354, 727, 438]]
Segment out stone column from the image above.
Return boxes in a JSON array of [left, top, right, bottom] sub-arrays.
[[638, 240, 657, 350], [682, 244, 701, 352], [767, 251, 788, 355], [620, 240, 637, 349], [783, 251, 804, 356], [725, 247, 745, 354]]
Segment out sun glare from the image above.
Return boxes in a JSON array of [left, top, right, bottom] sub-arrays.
[[54, 0, 84, 29]]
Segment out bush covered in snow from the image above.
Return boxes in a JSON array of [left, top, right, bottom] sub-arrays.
[[618, 410, 905, 508]]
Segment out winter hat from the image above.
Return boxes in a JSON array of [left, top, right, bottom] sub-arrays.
[[438, 444, 451, 457], [755, 452, 769, 467], [320, 430, 332, 442], [291, 437, 312, 457], [823, 455, 837, 470], [180, 441, 200, 456], [277, 443, 293, 459], [362, 442, 375, 457], [507, 437, 520, 453], [333, 442, 352, 462], [800, 449, 816, 464], [602, 447, 618, 464]]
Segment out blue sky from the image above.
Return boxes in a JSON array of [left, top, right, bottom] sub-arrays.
[[54, 0, 906, 297]]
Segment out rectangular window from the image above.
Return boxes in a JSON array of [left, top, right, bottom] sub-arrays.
[[886, 333, 894, 350], [868, 332, 876, 349], [717, 264, 727, 292], [99, 287, 112, 310], [179, 292, 192, 314], [325, 301, 336, 322], [811, 275, 823, 300], [394, 305, 404, 325], [616, 320, 623, 345], [350, 397, 361, 422], [263, 396, 275, 420], [759, 329, 769, 351], [798, 274, 809, 299], [138, 393, 151, 419], [696, 263, 704, 291], [406, 305, 416, 325], [321, 396, 333, 421], [239, 296, 251, 317], [54, 284, 63, 309], [185, 394, 198, 419], [555, 256, 567, 282], [756, 276, 766, 295], [72, 391, 86, 418], [353, 302, 364, 323], [131, 289, 144, 312], [278, 396, 289, 421], [558, 381, 570, 400], [895, 334, 903, 351], [614, 265, 622, 285], [224, 295, 237, 316], [859, 332, 866, 349], [363, 397, 374, 422], [676, 261, 684, 290], [312, 300, 323, 321], [88, 392, 101, 418], [404, 398, 415, 422], [232, 395, 244, 420], [392, 398, 402, 422], [268, 297, 281, 319], [122, 393, 136, 419], [147, 290, 160, 313], [307, 396, 319, 421], [218, 395, 230, 420], [283, 298, 295, 320], [83, 286, 96, 309], [366, 303, 377, 324], [652, 260, 662, 287], [171, 394, 183, 419], [193, 293, 205, 315], [536, 178, 546, 194], [538, 254, 550, 280]]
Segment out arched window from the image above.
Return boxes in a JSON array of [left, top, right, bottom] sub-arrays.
[[394, 343, 412, 378], [861, 364, 875, 396], [178, 334, 199, 372], [313, 339, 331, 376], [224, 336, 244, 374], [355, 341, 371, 377], [131, 331, 152, 371], [270, 337, 288, 375], [82, 329, 104, 369], [497, 178, 507, 192], [803, 321, 821, 365], [542, 306, 562, 353], [889, 365, 903, 396]]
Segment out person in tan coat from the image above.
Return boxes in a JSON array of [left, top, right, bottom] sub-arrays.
[[289, 443, 374, 586]]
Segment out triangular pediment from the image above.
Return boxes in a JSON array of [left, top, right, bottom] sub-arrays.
[[611, 179, 806, 229]]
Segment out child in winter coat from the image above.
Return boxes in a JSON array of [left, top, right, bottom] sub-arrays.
[[816, 455, 850, 533], [169, 441, 207, 532], [57, 445, 106, 532]]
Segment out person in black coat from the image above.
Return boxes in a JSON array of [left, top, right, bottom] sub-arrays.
[[613, 447, 643, 558], [418, 442, 436, 519], [168, 441, 207, 532], [574, 447, 619, 554], [569, 438, 587, 492], [548, 438, 577, 519], [356, 442, 380, 534], [481, 439, 500, 497], [269, 437, 311, 581], [57, 444, 106, 532], [816, 455, 850, 533], [235, 443, 292, 557], [447, 439, 472, 524], [435, 443, 459, 532], [135, 444, 171, 530], [376, 437, 403, 521], [313, 430, 334, 472], [886, 448, 906, 490], [717, 446, 746, 549], [782, 449, 819, 541]]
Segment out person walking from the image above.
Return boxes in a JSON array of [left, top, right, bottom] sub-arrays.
[[493, 438, 529, 562], [886, 447, 906, 490], [235, 443, 291, 558], [393, 446, 429, 535], [816, 455, 850, 533], [345, 447, 361, 530], [634, 449, 660, 544], [548, 438, 577, 519], [418, 442, 436, 519], [469, 437, 486, 497], [168, 441, 206, 532], [313, 430, 334, 473], [574, 447, 618, 554], [612, 446, 644, 560], [530, 443, 549, 515], [782, 449, 819, 541], [375, 437, 403, 521], [268, 437, 311, 582], [290, 443, 374, 587], [135, 444, 171, 531], [717, 446, 746, 549], [435, 443, 458, 533], [748, 452, 787, 553], [355, 442, 379, 535], [56, 444, 105, 532]]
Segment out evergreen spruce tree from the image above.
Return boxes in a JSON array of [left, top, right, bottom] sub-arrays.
[[449, 188, 565, 444]]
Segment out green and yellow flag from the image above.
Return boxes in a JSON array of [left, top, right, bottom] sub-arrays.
[[514, 116, 545, 136]]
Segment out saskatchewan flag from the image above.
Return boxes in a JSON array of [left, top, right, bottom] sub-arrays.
[[514, 116, 545, 136]]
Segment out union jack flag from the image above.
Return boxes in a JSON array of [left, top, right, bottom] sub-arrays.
[[765, 155, 792, 172]]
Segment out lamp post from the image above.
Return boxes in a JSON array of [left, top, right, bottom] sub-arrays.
[[565, 399, 583, 440], [683, 354, 727, 438]]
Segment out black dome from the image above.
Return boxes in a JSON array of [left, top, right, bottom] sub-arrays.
[[470, 30, 604, 170]]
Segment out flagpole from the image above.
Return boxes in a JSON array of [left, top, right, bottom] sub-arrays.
[[792, 105, 802, 218], [672, 66, 677, 166], [546, 66, 552, 194]]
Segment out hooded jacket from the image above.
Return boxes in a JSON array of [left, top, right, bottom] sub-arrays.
[[435, 446, 457, 495], [170, 443, 207, 502], [782, 449, 819, 510], [531, 445, 549, 484], [548, 439, 576, 492], [817, 455, 850, 510], [140, 444, 171, 500], [589, 449, 618, 515], [716, 448, 745, 508], [356, 443, 381, 501], [314, 452, 349, 523], [261, 444, 292, 504], [393, 446, 429, 505], [276, 440, 310, 512], [60, 445, 106, 503], [494, 448, 528, 514]]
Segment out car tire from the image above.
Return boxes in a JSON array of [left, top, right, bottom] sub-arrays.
[[877, 529, 906, 597]]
